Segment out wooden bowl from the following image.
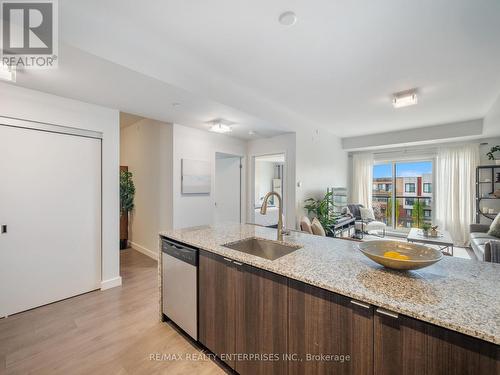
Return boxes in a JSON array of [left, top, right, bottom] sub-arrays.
[[358, 240, 443, 270]]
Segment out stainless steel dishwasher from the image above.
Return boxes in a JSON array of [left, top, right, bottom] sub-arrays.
[[162, 238, 198, 340]]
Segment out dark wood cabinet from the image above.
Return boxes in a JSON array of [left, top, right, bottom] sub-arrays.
[[199, 252, 288, 374], [198, 251, 240, 368], [374, 308, 500, 375], [288, 280, 373, 375], [235, 265, 288, 375], [198, 249, 499, 375]]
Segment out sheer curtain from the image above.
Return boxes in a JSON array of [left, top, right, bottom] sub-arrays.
[[435, 144, 479, 246], [351, 153, 373, 208]]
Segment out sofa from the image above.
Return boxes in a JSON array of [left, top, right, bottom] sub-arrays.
[[346, 204, 386, 238], [469, 224, 500, 263]]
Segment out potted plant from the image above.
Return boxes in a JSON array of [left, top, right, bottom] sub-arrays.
[[304, 191, 339, 236], [421, 222, 431, 236], [486, 145, 500, 165], [120, 170, 135, 249]]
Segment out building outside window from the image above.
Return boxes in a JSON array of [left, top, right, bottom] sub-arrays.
[[405, 183, 415, 193], [372, 161, 433, 232]]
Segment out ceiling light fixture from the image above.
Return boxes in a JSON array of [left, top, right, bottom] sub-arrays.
[[279, 11, 297, 26], [172, 102, 181, 107], [209, 123, 232, 133], [0, 62, 16, 82], [248, 130, 256, 136], [392, 89, 418, 108]]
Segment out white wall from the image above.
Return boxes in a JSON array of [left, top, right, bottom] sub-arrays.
[[120, 119, 173, 259], [295, 129, 348, 224], [172, 124, 246, 229], [247, 133, 296, 228], [484, 93, 500, 136], [0, 82, 121, 289]]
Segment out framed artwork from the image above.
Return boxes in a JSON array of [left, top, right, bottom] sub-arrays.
[[181, 159, 211, 194]]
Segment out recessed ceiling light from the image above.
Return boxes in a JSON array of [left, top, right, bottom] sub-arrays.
[[279, 11, 297, 26], [248, 130, 256, 136], [392, 89, 418, 108], [209, 123, 232, 133], [172, 102, 181, 107], [0, 62, 16, 82]]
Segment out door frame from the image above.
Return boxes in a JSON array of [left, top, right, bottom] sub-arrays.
[[250, 152, 287, 225]]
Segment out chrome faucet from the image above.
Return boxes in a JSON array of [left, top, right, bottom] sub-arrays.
[[260, 191, 285, 241]]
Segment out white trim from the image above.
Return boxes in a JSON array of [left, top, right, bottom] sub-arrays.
[[100, 276, 122, 290], [130, 241, 159, 260], [0, 115, 103, 139]]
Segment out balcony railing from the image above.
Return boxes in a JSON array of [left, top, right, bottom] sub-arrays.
[[372, 194, 432, 231]]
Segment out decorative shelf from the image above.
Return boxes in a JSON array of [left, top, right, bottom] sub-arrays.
[[476, 165, 500, 222]]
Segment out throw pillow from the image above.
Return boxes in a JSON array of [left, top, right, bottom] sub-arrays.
[[359, 207, 375, 222], [488, 213, 500, 238], [311, 217, 326, 236]]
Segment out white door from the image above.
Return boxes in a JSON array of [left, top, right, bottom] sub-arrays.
[[0, 125, 101, 317], [215, 156, 241, 223]]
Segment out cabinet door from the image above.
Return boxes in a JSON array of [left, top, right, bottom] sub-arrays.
[[288, 280, 373, 375], [198, 252, 239, 368], [374, 309, 500, 375], [235, 265, 288, 375]]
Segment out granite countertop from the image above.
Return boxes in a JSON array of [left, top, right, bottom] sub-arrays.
[[159, 223, 500, 345]]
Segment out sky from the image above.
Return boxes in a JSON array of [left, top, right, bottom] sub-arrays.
[[373, 161, 432, 178]]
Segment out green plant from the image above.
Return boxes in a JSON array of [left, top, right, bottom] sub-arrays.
[[304, 191, 339, 235], [120, 170, 135, 215], [421, 222, 431, 232], [412, 200, 425, 228], [486, 145, 500, 160]]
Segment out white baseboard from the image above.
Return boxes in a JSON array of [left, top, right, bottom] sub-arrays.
[[101, 276, 122, 290], [129, 241, 159, 260]]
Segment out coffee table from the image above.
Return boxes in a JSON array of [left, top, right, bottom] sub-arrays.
[[406, 228, 454, 256]]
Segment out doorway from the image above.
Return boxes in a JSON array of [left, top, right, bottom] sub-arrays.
[[252, 153, 285, 227], [214, 152, 242, 223]]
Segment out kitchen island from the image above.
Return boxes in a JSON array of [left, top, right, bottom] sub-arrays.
[[159, 223, 499, 374]]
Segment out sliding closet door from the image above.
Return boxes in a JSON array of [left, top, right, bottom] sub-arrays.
[[0, 125, 101, 317]]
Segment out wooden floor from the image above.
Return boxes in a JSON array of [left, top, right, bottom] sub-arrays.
[[0, 249, 224, 375]]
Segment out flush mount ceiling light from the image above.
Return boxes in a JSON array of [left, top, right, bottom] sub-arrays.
[[278, 11, 297, 26], [392, 89, 418, 108], [172, 102, 181, 108], [209, 123, 232, 133], [0, 62, 16, 82]]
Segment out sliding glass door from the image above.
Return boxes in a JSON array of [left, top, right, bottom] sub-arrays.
[[373, 160, 433, 232]]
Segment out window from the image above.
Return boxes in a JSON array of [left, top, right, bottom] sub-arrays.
[[372, 160, 433, 232], [405, 183, 415, 193]]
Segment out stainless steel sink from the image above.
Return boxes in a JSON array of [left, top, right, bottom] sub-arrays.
[[223, 237, 301, 261]]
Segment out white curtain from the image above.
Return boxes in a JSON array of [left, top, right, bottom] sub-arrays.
[[435, 144, 479, 246], [351, 153, 373, 208]]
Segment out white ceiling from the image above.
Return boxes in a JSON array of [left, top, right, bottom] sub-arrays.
[[13, 0, 500, 138]]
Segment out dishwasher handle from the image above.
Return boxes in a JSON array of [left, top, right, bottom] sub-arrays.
[[162, 239, 198, 266]]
